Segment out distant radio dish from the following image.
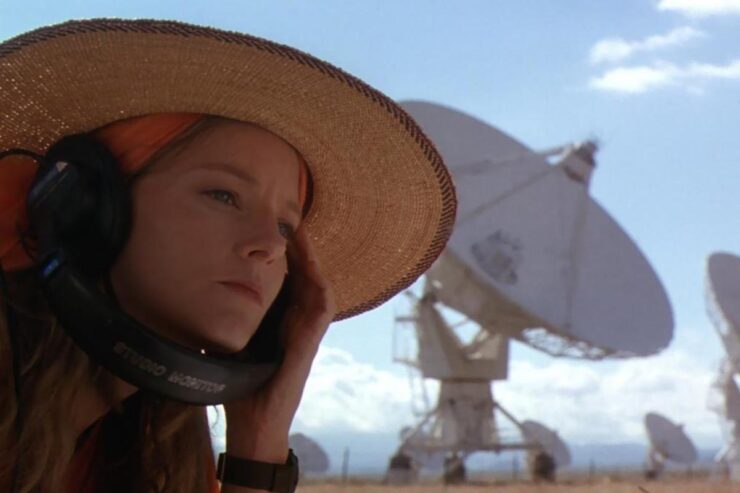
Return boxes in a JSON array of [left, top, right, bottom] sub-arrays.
[[400, 100, 673, 358], [707, 252, 740, 369], [521, 420, 572, 467], [289, 433, 330, 474], [644, 412, 697, 465]]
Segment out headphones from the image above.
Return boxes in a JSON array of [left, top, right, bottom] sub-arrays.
[[14, 132, 282, 405]]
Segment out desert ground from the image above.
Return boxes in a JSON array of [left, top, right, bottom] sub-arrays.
[[297, 480, 740, 493], [297, 470, 740, 493]]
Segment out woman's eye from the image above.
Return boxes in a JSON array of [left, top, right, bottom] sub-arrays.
[[205, 189, 238, 208], [278, 222, 295, 239]]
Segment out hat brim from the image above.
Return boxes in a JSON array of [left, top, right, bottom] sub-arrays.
[[0, 19, 456, 320]]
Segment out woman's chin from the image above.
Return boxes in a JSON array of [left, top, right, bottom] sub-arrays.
[[201, 339, 249, 355], [188, 321, 257, 354], [146, 312, 258, 354]]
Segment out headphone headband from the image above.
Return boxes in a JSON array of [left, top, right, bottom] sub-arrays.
[[18, 133, 281, 404]]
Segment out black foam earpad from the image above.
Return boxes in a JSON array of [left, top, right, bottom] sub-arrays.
[[39, 133, 131, 276], [22, 131, 283, 404]]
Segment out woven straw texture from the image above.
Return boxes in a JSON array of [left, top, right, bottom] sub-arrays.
[[0, 18, 456, 320]]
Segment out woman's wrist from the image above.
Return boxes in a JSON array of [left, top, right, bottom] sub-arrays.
[[225, 429, 290, 464]]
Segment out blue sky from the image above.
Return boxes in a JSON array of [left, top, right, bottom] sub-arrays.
[[3, 0, 740, 455]]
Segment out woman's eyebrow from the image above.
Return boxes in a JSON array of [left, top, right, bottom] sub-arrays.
[[197, 161, 259, 185], [196, 162, 302, 218]]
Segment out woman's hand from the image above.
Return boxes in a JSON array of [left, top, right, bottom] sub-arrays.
[[222, 225, 336, 463]]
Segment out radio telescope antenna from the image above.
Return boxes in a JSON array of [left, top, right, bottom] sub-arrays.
[[644, 412, 697, 479], [521, 420, 571, 467], [400, 100, 673, 359], [387, 284, 545, 483], [388, 100, 672, 483], [706, 252, 740, 479], [521, 420, 571, 482], [289, 433, 330, 475], [708, 359, 740, 479], [707, 253, 740, 369]]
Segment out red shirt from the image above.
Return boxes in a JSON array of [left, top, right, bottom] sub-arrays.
[[65, 420, 104, 493], [65, 418, 220, 492]]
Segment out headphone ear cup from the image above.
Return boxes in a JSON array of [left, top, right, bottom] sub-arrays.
[[42, 133, 131, 276]]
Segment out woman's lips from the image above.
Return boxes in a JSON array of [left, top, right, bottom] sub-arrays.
[[218, 281, 263, 307]]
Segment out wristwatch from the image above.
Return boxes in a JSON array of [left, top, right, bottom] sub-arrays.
[[216, 449, 299, 493]]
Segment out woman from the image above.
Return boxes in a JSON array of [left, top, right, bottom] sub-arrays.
[[0, 19, 456, 493]]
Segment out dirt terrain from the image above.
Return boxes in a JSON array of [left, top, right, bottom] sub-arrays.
[[297, 479, 740, 493]]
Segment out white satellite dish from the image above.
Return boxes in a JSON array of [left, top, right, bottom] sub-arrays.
[[726, 374, 740, 419], [400, 100, 673, 358], [390, 100, 666, 483], [289, 433, 330, 474], [709, 360, 740, 472], [521, 420, 572, 467], [707, 252, 740, 369], [644, 412, 698, 467], [389, 288, 550, 482], [706, 252, 740, 480], [711, 360, 740, 419]]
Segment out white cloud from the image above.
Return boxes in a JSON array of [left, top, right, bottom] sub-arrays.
[[589, 27, 704, 64], [589, 59, 740, 93], [301, 340, 724, 448], [590, 64, 680, 93], [206, 346, 419, 453], [208, 406, 227, 451], [293, 346, 417, 433], [496, 347, 720, 447], [296, 343, 723, 448], [688, 59, 740, 78], [658, 0, 740, 17], [209, 339, 724, 453]]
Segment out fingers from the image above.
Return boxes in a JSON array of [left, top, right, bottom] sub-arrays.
[[226, 228, 336, 433], [221, 229, 337, 449], [280, 226, 336, 357], [285, 226, 336, 322]]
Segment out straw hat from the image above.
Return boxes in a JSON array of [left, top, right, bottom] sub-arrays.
[[0, 18, 456, 320]]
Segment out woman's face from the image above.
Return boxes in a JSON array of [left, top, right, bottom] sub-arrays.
[[109, 120, 303, 353]]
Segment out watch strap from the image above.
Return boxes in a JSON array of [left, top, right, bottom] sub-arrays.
[[216, 449, 299, 493]]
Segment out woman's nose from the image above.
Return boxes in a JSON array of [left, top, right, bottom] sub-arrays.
[[233, 219, 286, 264]]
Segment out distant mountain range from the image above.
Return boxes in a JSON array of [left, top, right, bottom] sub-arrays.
[[293, 432, 721, 477]]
